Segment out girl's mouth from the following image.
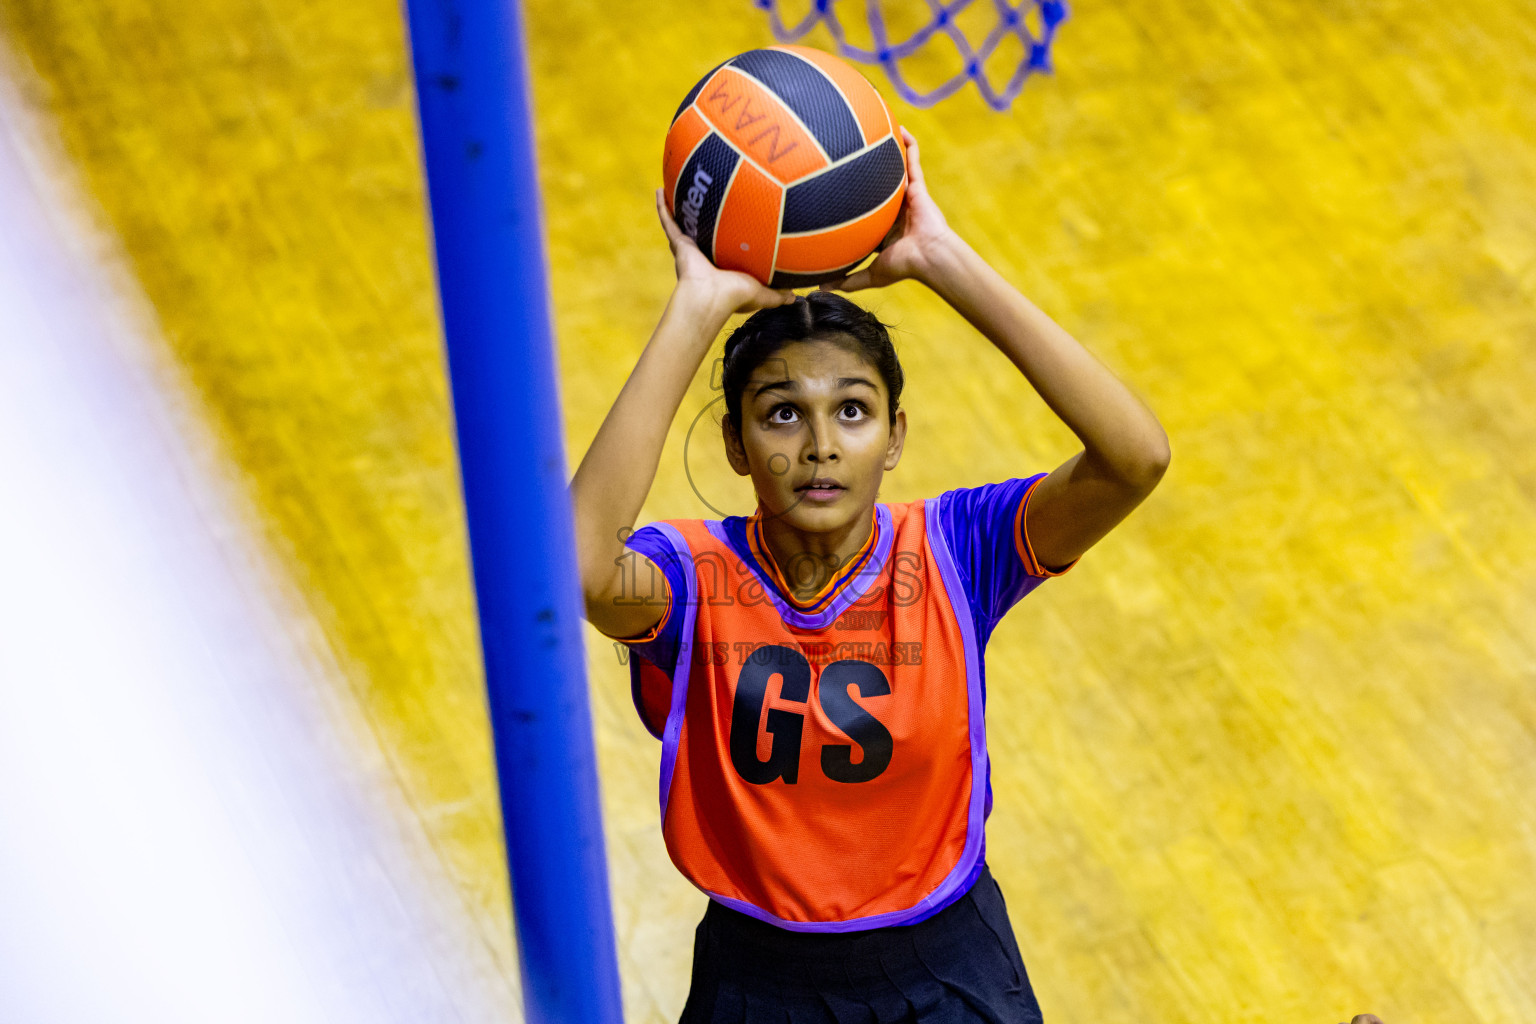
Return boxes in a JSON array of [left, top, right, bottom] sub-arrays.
[[798, 478, 847, 503]]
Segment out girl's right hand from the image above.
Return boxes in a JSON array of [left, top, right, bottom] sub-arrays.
[[656, 188, 795, 315]]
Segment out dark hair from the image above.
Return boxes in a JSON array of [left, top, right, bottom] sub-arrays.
[[721, 291, 904, 437]]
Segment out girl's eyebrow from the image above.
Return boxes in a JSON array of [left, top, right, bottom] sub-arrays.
[[751, 379, 793, 399], [752, 373, 878, 396]]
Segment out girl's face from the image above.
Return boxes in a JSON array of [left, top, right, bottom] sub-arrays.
[[724, 337, 906, 535]]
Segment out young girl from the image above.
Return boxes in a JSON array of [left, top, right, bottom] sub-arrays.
[[571, 128, 1170, 1022]]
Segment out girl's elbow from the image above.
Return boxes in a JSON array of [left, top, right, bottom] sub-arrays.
[[1141, 435, 1171, 487], [1149, 430, 1172, 471], [1124, 433, 1171, 491]]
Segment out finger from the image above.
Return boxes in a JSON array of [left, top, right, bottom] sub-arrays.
[[900, 127, 925, 187], [655, 187, 685, 244], [656, 188, 678, 234], [831, 268, 874, 292], [744, 286, 796, 312]]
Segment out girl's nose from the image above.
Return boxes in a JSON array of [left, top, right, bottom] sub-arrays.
[[805, 416, 840, 464]]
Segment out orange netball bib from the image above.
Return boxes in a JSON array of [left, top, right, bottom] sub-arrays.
[[615, 477, 1074, 931]]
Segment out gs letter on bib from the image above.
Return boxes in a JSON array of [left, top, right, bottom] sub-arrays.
[[729, 645, 811, 784], [729, 646, 894, 786]]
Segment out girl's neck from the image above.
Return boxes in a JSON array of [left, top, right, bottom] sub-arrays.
[[752, 503, 876, 603]]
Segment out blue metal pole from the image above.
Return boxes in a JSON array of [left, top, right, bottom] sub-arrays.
[[401, 1, 624, 1021]]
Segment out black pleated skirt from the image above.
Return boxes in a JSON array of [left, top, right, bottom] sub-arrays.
[[680, 865, 1044, 1024]]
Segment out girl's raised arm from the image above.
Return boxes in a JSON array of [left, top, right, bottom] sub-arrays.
[[571, 190, 793, 640], [823, 129, 1170, 572]]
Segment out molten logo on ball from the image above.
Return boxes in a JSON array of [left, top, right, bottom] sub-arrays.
[[679, 167, 714, 240]]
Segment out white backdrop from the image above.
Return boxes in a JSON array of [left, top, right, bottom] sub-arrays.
[[0, 55, 517, 1024]]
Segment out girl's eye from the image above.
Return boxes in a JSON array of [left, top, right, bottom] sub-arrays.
[[769, 404, 798, 423], [840, 402, 868, 421]]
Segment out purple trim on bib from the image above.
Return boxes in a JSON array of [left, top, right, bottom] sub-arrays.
[[705, 503, 894, 631], [701, 867, 976, 933], [647, 523, 698, 824]]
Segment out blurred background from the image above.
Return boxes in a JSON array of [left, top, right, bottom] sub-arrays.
[[0, 0, 1533, 1020]]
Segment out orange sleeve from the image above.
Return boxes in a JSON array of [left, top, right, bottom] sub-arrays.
[[1013, 475, 1080, 578]]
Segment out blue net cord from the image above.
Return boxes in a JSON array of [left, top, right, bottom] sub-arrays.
[[752, 0, 1067, 111]]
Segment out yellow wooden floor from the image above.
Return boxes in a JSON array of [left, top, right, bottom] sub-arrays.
[[4, 0, 1535, 1019]]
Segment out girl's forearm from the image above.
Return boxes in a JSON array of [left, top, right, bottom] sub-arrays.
[[570, 284, 732, 596], [921, 235, 1169, 483]]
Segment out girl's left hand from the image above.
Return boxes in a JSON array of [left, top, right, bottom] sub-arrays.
[[818, 126, 958, 293]]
